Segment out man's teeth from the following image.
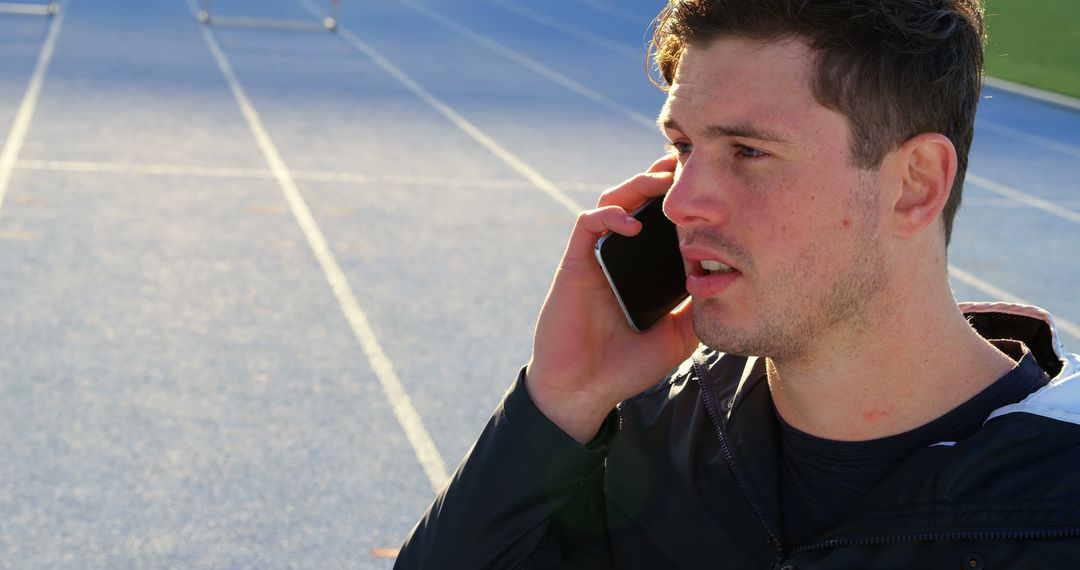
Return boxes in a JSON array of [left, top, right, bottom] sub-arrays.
[[700, 260, 734, 273]]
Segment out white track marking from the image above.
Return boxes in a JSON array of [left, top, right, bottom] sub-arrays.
[[491, 0, 641, 61], [964, 198, 1038, 208], [949, 265, 1080, 341], [977, 119, 1080, 160], [580, 0, 645, 23], [187, 0, 451, 491], [16, 158, 613, 194], [297, 0, 583, 216], [15, 159, 562, 189], [983, 76, 1080, 112], [201, 16, 327, 33], [963, 197, 1080, 209], [394, 0, 657, 131], [966, 173, 1080, 224], [294, 170, 531, 189], [0, 1, 64, 215], [0, 2, 54, 16], [0, 229, 41, 240], [17, 159, 275, 179]]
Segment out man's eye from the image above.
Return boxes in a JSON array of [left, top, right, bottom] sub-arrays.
[[736, 144, 766, 158], [666, 141, 693, 156]]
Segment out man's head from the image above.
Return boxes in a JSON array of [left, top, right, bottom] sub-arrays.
[[652, 0, 985, 246], [654, 0, 987, 360]]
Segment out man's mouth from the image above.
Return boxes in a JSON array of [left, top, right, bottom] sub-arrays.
[[680, 243, 746, 297], [700, 259, 737, 275]]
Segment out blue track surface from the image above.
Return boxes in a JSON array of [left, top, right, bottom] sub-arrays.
[[0, 1, 1076, 567]]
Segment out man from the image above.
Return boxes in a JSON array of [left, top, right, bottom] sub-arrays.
[[397, 0, 1080, 567]]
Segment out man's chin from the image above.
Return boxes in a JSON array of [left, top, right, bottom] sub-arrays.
[[693, 312, 753, 357]]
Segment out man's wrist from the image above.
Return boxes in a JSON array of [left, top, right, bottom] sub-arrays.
[[523, 370, 616, 445]]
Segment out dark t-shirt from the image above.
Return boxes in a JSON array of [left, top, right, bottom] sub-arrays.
[[776, 341, 1050, 551]]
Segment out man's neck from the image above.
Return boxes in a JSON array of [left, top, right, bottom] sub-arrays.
[[766, 284, 1017, 442]]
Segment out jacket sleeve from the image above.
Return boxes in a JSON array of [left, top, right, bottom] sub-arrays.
[[395, 370, 618, 570]]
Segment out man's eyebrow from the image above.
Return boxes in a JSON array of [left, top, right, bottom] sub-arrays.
[[657, 114, 678, 135], [703, 123, 791, 143], [659, 117, 791, 144]]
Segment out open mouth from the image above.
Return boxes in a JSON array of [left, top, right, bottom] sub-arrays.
[[700, 259, 737, 275], [685, 257, 743, 298]]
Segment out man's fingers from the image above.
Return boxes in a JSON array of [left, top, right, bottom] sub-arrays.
[[596, 171, 674, 209], [647, 154, 678, 174], [594, 156, 677, 209], [574, 205, 642, 239], [556, 205, 643, 284]]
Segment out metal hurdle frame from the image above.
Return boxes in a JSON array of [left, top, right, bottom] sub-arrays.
[[198, 0, 338, 32], [0, 1, 59, 16]]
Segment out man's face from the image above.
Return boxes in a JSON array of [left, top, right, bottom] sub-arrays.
[[659, 37, 888, 362]]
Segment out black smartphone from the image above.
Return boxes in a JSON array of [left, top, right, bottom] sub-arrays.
[[594, 197, 689, 332]]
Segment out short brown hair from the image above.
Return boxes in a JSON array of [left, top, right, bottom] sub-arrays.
[[650, 0, 986, 245]]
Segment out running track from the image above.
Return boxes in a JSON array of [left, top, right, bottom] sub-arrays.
[[0, 1, 1076, 566]]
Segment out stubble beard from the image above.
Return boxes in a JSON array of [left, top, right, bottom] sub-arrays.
[[693, 180, 887, 362]]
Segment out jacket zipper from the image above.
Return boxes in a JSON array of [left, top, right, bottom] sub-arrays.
[[693, 355, 786, 567], [790, 527, 1080, 556]]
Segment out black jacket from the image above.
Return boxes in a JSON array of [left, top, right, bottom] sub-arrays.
[[397, 303, 1080, 569]]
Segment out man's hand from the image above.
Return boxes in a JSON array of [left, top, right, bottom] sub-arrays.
[[526, 156, 699, 444]]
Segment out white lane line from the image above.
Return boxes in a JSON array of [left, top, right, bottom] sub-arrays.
[[186, 0, 451, 491], [984, 76, 1080, 113], [0, 2, 56, 16], [580, 0, 646, 23], [16, 158, 613, 194], [15, 159, 537, 189], [964, 197, 1080, 209], [17, 159, 275, 180], [394, 0, 657, 132], [949, 265, 1080, 341], [297, 0, 583, 216], [296, 170, 530, 189], [977, 119, 1080, 160], [491, 0, 642, 61], [0, 229, 42, 240], [966, 173, 1080, 224], [0, 0, 64, 215]]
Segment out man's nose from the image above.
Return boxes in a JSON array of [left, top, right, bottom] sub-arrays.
[[662, 159, 729, 229]]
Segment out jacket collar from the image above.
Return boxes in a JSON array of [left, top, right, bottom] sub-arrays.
[[957, 302, 1080, 426]]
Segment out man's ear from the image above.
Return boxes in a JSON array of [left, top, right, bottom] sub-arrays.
[[889, 133, 957, 239]]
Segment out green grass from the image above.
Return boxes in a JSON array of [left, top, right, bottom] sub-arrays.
[[984, 0, 1080, 99]]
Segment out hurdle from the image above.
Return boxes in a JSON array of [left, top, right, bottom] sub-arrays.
[[0, 1, 59, 16], [198, 0, 338, 32]]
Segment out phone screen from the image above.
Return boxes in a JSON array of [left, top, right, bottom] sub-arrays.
[[594, 198, 689, 332]]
